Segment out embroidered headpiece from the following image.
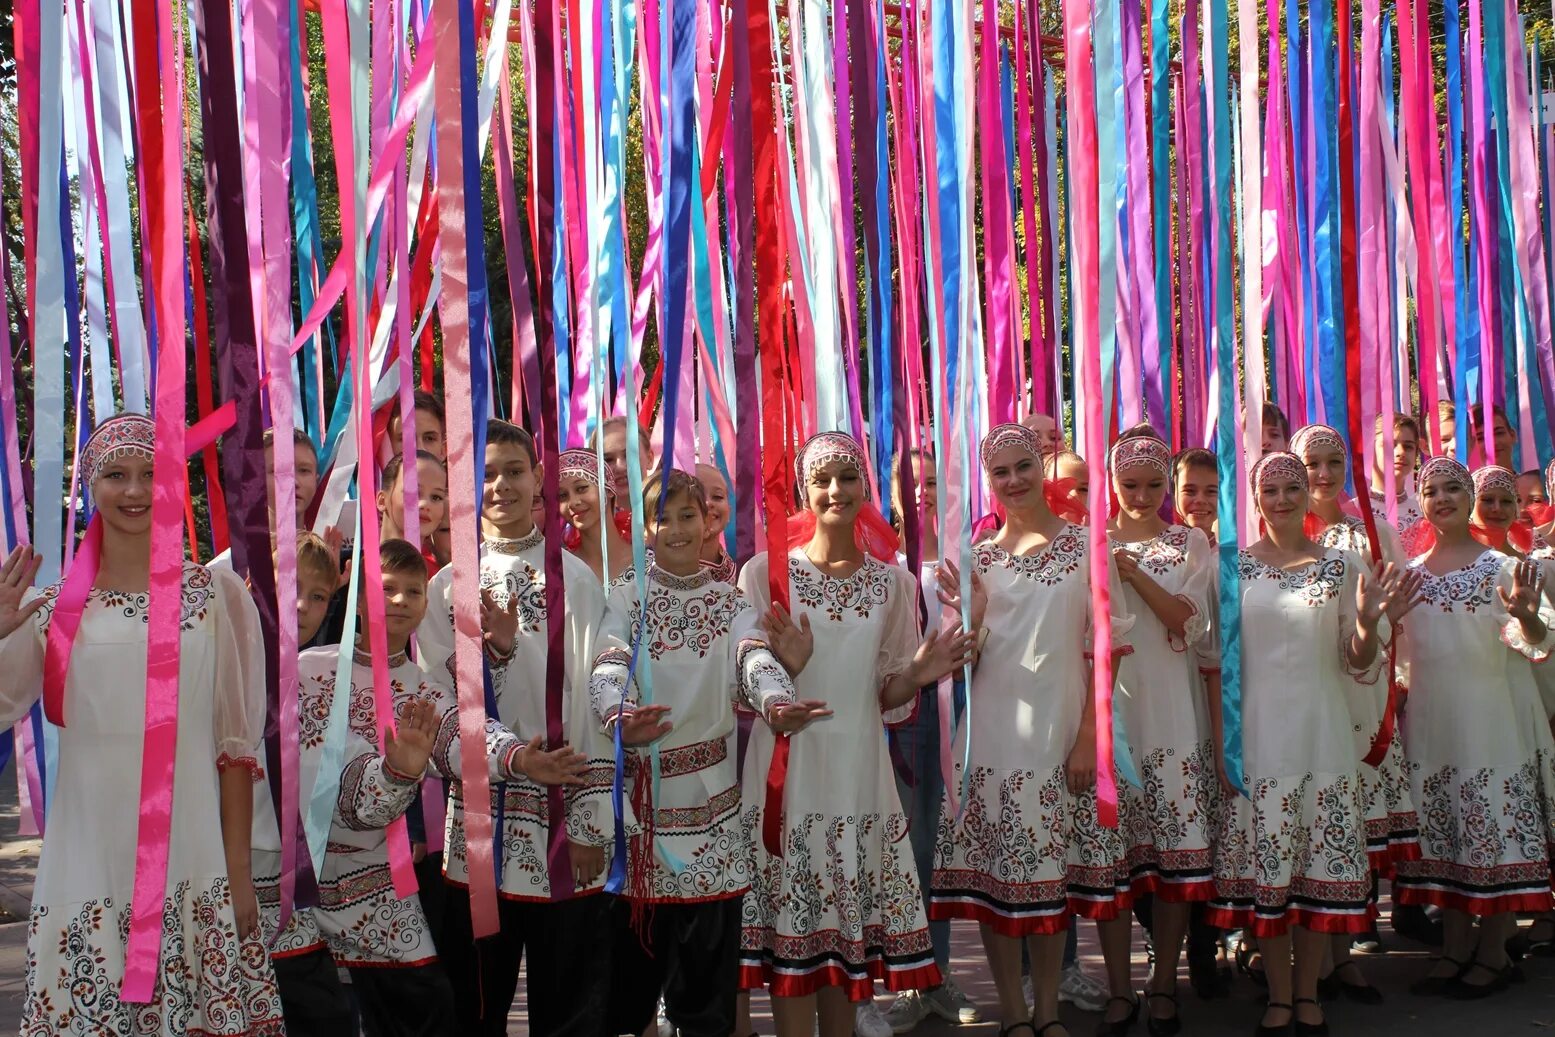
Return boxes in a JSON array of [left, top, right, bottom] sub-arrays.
[[1546, 456, 1555, 496], [1472, 465, 1518, 500], [1419, 454, 1471, 491], [796, 431, 871, 500], [979, 423, 1040, 469], [82, 413, 155, 487], [557, 447, 621, 500], [1250, 451, 1308, 494], [1289, 423, 1346, 463], [1108, 435, 1171, 478]]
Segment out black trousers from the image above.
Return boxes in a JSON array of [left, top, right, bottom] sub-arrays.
[[606, 898, 742, 1037], [441, 884, 614, 1037], [415, 850, 447, 956], [347, 960, 458, 1037], [271, 947, 354, 1037]]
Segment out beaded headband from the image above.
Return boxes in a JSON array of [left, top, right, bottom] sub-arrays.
[[796, 431, 872, 500], [556, 448, 618, 498], [82, 414, 155, 487], [979, 423, 1041, 469], [1419, 455, 1471, 490], [1472, 465, 1518, 500], [1108, 436, 1170, 478], [1546, 457, 1555, 496], [1250, 450, 1308, 494], [1289, 423, 1346, 463]]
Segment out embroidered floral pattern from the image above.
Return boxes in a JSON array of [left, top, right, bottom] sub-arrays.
[[21, 879, 284, 1037], [1237, 554, 1346, 606], [631, 583, 746, 660], [974, 527, 1087, 586], [33, 564, 216, 633], [1413, 553, 1501, 613], [789, 556, 893, 622]]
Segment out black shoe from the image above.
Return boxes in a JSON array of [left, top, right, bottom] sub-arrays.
[[1094, 995, 1139, 1037], [1144, 992, 1181, 1037], [1254, 1001, 1292, 1037], [1292, 998, 1328, 1037], [1235, 935, 1267, 989], [1329, 961, 1384, 1004], [1507, 919, 1555, 960], [1445, 960, 1510, 1001], [1409, 955, 1467, 997], [1391, 903, 1444, 946]]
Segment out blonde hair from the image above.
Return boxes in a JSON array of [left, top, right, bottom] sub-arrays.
[[292, 531, 338, 589]]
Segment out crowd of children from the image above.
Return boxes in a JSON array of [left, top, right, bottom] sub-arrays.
[[4, 395, 1554, 1037]]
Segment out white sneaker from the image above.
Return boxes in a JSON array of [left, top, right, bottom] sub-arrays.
[[855, 999, 894, 1037], [882, 990, 930, 1034], [1058, 964, 1109, 1012], [924, 978, 982, 1024], [655, 996, 675, 1037]]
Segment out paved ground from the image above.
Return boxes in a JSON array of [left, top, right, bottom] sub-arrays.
[[2, 774, 1553, 1034]]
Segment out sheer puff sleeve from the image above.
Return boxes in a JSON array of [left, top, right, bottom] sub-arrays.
[[1337, 551, 1390, 686], [878, 562, 924, 727], [1171, 527, 1216, 651], [211, 567, 267, 781], [0, 587, 47, 728], [1085, 534, 1138, 659]]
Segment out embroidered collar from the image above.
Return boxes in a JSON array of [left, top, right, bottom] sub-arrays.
[[651, 562, 714, 591], [354, 646, 410, 669], [485, 526, 545, 555]]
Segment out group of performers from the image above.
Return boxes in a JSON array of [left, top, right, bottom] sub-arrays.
[[2, 395, 1553, 1037]]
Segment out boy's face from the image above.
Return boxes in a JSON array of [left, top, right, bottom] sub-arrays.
[[265, 443, 320, 528], [1174, 464, 1219, 532], [368, 567, 428, 645], [389, 409, 447, 462], [482, 442, 539, 536], [1261, 422, 1288, 454], [648, 490, 707, 573], [1374, 426, 1419, 485], [296, 570, 336, 645]]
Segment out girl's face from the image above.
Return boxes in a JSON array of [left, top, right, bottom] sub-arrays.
[[93, 455, 156, 539], [1421, 471, 1473, 534], [1256, 474, 1309, 533], [805, 460, 864, 527], [985, 447, 1043, 511], [1113, 462, 1167, 520], [1516, 474, 1547, 526], [649, 490, 708, 573], [1474, 486, 1519, 531], [1054, 455, 1090, 512], [697, 465, 730, 544], [557, 476, 604, 533], [1175, 464, 1219, 531], [384, 459, 448, 537], [1301, 443, 1348, 503]]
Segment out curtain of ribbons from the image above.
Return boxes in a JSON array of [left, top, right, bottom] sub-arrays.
[[8, 0, 1555, 989]]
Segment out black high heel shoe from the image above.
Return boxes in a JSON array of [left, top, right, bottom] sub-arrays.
[[1093, 995, 1139, 1037], [1408, 954, 1466, 997], [1144, 992, 1181, 1037], [1253, 1001, 1292, 1037], [1327, 960, 1384, 1004], [1446, 960, 1511, 1000], [1292, 997, 1328, 1037]]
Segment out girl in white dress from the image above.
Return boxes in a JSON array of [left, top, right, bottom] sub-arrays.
[[1107, 430, 1218, 1033], [1394, 455, 1555, 999], [1470, 465, 1547, 557], [738, 431, 973, 1037], [1291, 423, 1420, 1002], [929, 423, 1135, 1037], [1207, 452, 1420, 1037], [557, 447, 633, 586], [0, 414, 283, 1035]]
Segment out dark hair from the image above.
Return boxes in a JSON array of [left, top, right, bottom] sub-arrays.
[[262, 427, 318, 463], [485, 419, 539, 465], [1173, 447, 1217, 477], [1261, 401, 1290, 438], [1519, 470, 1544, 483], [1118, 421, 1163, 443], [382, 449, 446, 488], [1468, 403, 1512, 434], [377, 538, 428, 581], [643, 468, 707, 521], [390, 390, 446, 434]]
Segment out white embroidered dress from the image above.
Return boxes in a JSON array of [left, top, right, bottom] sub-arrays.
[[418, 528, 613, 900], [1208, 548, 1385, 936], [0, 564, 284, 1036], [735, 551, 937, 998], [1367, 488, 1431, 558], [1314, 516, 1420, 870], [929, 526, 1136, 934], [588, 564, 794, 904], [1112, 524, 1220, 900], [1393, 551, 1555, 915]]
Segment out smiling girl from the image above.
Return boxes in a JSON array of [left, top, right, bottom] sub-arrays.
[[556, 447, 633, 587]]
